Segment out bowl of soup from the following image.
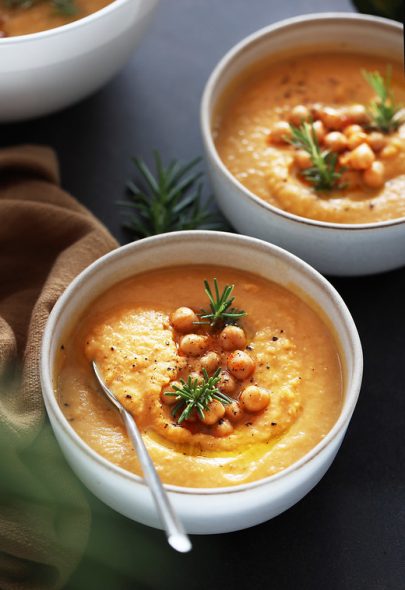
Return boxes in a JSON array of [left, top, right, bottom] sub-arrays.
[[0, 0, 159, 121], [40, 231, 362, 534], [201, 13, 405, 276]]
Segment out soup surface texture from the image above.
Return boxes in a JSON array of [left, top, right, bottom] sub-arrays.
[[215, 53, 405, 224], [56, 266, 343, 488], [0, 0, 113, 36]]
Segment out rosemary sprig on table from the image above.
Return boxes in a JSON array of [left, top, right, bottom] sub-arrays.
[[363, 67, 403, 133], [118, 153, 227, 239], [165, 368, 232, 424], [194, 278, 246, 328], [6, 0, 76, 15], [289, 122, 345, 191]]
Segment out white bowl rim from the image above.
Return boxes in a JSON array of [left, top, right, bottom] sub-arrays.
[[40, 230, 363, 496], [200, 12, 405, 232], [0, 0, 138, 44]]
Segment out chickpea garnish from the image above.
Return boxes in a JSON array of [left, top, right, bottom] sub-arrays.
[[380, 143, 398, 159], [200, 351, 221, 374], [269, 121, 291, 144], [347, 131, 369, 151], [170, 307, 198, 333], [199, 399, 225, 425], [179, 334, 209, 357], [312, 120, 326, 143], [289, 105, 310, 126], [227, 350, 255, 381], [324, 131, 347, 153], [225, 400, 244, 422], [319, 107, 346, 130], [343, 124, 363, 138], [240, 386, 270, 413], [218, 370, 237, 394], [367, 132, 387, 153], [345, 104, 369, 125], [294, 150, 312, 169], [161, 381, 181, 405], [348, 143, 375, 170], [363, 161, 385, 189], [212, 418, 234, 437], [219, 325, 247, 351]]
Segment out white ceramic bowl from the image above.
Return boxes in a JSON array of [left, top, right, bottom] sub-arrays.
[[40, 231, 362, 534], [0, 0, 159, 122], [201, 13, 405, 276]]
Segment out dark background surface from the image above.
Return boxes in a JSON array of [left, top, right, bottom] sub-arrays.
[[2, 1, 405, 589]]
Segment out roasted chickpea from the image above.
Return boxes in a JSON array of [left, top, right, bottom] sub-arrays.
[[179, 334, 208, 357], [345, 104, 369, 125], [324, 131, 347, 152], [347, 131, 369, 151], [294, 149, 312, 169], [319, 107, 346, 130], [227, 350, 255, 381], [218, 370, 237, 394], [367, 132, 387, 153], [343, 124, 363, 137], [363, 161, 385, 189], [289, 105, 310, 126], [312, 120, 326, 143], [268, 121, 291, 144], [212, 418, 234, 437], [200, 351, 221, 374], [200, 399, 225, 425], [348, 143, 375, 170], [170, 307, 198, 333], [160, 381, 181, 405], [225, 400, 244, 422], [380, 143, 398, 159], [240, 386, 270, 413], [219, 325, 247, 351]]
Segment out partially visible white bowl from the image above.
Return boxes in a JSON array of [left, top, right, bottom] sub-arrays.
[[40, 231, 363, 534], [0, 0, 159, 122], [201, 13, 405, 276]]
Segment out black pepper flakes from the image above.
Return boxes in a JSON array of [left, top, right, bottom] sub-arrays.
[[271, 422, 277, 426], [272, 336, 278, 342], [60, 344, 65, 350], [126, 394, 132, 399]]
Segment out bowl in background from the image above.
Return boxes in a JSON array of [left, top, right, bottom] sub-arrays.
[[201, 13, 404, 276], [40, 231, 363, 534], [0, 0, 159, 122]]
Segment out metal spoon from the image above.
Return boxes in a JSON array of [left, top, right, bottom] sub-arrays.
[[92, 361, 192, 553]]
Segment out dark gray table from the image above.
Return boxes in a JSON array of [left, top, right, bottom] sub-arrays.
[[2, 1, 405, 589]]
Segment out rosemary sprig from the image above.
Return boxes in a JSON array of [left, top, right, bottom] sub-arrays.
[[289, 122, 345, 191], [118, 152, 227, 239], [194, 278, 246, 328], [5, 0, 76, 15], [362, 67, 403, 133], [165, 368, 233, 424]]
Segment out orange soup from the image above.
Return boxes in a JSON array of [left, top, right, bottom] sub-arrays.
[[56, 266, 343, 488]]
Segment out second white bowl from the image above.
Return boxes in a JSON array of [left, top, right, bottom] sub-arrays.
[[201, 13, 405, 276]]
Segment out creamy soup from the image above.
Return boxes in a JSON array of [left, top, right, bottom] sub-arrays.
[[56, 266, 343, 488], [0, 0, 113, 36], [215, 53, 405, 224]]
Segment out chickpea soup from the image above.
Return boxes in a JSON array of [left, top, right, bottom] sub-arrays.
[[215, 52, 405, 224], [56, 266, 343, 488], [0, 0, 114, 37]]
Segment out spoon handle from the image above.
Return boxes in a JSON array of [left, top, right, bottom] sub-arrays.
[[120, 407, 192, 553]]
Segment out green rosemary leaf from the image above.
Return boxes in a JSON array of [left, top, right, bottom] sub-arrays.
[[289, 122, 345, 191], [194, 278, 246, 327], [165, 368, 233, 424], [362, 67, 403, 133], [119, 152, 229, 239]]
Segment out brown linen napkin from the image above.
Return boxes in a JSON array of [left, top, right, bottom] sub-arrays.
[[0, 145, 118, 590]]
